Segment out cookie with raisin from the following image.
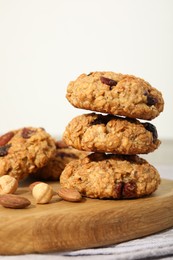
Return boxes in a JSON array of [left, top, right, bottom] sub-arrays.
[[33, 140, 88, 181], [0, 127, 56, 180], [60, 153, 161, 199], [66, 72, 164, 120], [63, 113, 160, 155]]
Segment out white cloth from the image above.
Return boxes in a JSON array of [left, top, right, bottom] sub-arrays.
[[1, 165, 173, 260]]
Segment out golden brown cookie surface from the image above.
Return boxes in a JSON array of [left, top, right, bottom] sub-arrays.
[[63, 113, 160, 154], [34, 141, 88, 181], [0, 127, 56, 180], [66, 72, 164, 120], [60, 153, 161, 199]]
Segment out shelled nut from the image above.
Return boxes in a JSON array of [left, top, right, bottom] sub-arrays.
[[0, 194, 31, 209], [28, 181, 43, 191], [0, 175, 18, 195], [32, 183, 54, 204], [57, 187, 82, 202]]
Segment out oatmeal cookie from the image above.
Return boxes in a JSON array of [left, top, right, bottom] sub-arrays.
[[0, 127, 56, 180], [60, 153, 161, 199], [66, 72, 164, 120], [34, 140, 88, 180], [63, 113, 160, 154]]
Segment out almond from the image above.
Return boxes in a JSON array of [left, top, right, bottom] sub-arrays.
[[57, 187, 82, 202], [0, 194, 31, 209], [0, 132, 14, 146]]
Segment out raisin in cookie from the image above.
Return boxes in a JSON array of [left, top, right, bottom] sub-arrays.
[[63, 113, 160, 154], [0, 127, 56, 180], [66, 72, 164, 120], [60, 153, 160, 199], [33, 140, 88, 181]]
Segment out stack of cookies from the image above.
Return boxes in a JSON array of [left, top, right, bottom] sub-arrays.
[[60, 72, 164, 199]]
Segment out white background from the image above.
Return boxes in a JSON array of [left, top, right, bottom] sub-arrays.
[[0, 0, 173, 139]]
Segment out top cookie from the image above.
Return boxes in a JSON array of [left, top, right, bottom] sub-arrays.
[[66, 72, 164, 120], [0, 127, 56, 180]]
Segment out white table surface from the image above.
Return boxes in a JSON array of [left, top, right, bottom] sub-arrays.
[[0, 140, 173, 260]]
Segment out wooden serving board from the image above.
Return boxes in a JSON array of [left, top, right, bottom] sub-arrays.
[[0, 178, 173, 255]]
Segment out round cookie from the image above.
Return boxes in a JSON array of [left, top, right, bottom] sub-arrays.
[[63, 113, 160, 155], [60, 153, 161, 199], [0, 127, 56, 180], [33, 140, 88, 181], [66, 72, 164, 120]]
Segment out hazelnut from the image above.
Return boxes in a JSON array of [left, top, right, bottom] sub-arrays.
[[0, 175, 18, 195], [28, 181, 43, 191], [32, 183, 53, 204]]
